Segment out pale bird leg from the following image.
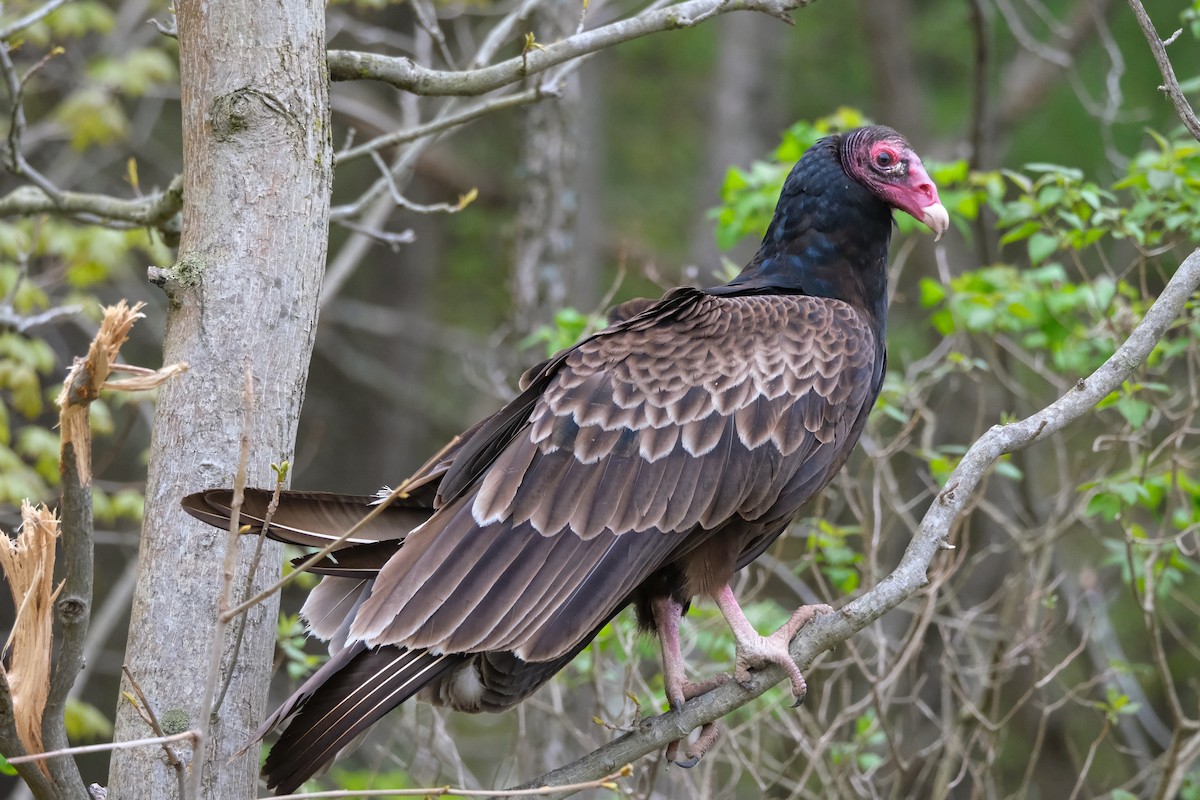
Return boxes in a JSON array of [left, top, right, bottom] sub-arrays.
[[652, 596, 730, 767], [653, 596, 688, 710], [713, 584, 833, 706]]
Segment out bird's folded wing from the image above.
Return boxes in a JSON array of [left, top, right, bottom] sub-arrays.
[[348, 292, 879, 663]]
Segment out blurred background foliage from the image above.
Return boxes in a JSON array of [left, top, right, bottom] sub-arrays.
[[2, 0, 1200, 797]]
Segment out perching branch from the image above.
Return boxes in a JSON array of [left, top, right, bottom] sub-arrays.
[[516, 247, 1200, 797], [327, 0, 810, 97]]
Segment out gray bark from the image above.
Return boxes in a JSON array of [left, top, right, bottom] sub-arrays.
[[106, 1, 331, 798], [512, 2, 585, 330]]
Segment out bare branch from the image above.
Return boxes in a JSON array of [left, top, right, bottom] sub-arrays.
[[994, 0, 1116, 140], [337, 88, 546, 164], [368, 151, 479, 214], [1125, 0, 1200, 142], [331, 218, 416, 250], [120, 666, 188, 798], [0, 42, 65, 201], [267, 766, 631, 799], [0, 304, 83, 333], [515, 246, 1200, 796], [6, 732, 198, 765], [0, 0, 71, 40], [0, 176, 183, 232], [327, 0, 811, 97]]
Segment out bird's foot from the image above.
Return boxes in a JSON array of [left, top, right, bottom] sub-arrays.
[[732, 603, 833, 706], [663, 674, 732, 767], [667, 721, 721, 768]]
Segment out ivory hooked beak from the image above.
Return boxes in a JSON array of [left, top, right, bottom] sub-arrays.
[[921, 203, 950, 242]]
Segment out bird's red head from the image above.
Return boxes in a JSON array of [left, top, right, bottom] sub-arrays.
[[841, 126, 949, 241]]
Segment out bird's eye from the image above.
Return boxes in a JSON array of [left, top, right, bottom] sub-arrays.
[[875, 150, 894, 168]]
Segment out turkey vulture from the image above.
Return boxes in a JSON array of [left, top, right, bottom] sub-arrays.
[[183, 124, 948, 793]]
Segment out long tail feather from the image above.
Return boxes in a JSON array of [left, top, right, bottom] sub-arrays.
[[182, 488, 431, 547], [291, 540, 403, 577], [262, 646, 465, 794]]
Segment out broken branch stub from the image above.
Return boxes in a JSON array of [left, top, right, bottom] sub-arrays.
[[56, 300, 188, 485], [0, 502, 62, 776]]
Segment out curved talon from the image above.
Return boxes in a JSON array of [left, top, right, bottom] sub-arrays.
[[666, 721, 721, 767], [678, 721, 721, 766], [662, 675, 729, 765]]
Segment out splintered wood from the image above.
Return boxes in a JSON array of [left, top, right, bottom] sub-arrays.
[[0, 502, 62, 775], [56, 300, 188, 485]]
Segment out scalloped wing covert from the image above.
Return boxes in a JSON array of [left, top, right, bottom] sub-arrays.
[[347, 291, 879, 662]]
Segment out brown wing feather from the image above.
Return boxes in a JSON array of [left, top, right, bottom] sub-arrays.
[[348, 292, 879, 662]]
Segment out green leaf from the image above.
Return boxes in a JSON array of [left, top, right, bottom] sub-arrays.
[[1027, 233, 1058, 266], [918, 278, 946, 307], [999, 220, 1041, 245], [87, 48, 177, 97], [64, 697, 113, 742], [53, 87, 129, 150], [1115, 396, 1151, 429], [1084, 492, 1122, 521]]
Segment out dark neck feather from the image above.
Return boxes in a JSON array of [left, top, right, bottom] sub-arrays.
[[712, 135, 894, 330]]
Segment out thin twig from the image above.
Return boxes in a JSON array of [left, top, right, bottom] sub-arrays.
[[0, 0, 71, 40], [336, 89, 544, 164], [368, 151, 477, 214], [1125, 0, 1200, 141], [0, 42, 64, 201], [121, 666, 188, 798], [189, 365, 256, 800], [220, 477, 414, 621], [327, 0, 811, 96], [221, 409, 463, 622], [331, 219, 416, 250], [211, 469, 287, 715], [6, 731, 198, 764], [268, 766, 631, 799]]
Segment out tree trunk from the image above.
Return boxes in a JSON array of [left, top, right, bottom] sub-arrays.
[[511, 4, 585, 331], [106, 1, 331, 798]]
